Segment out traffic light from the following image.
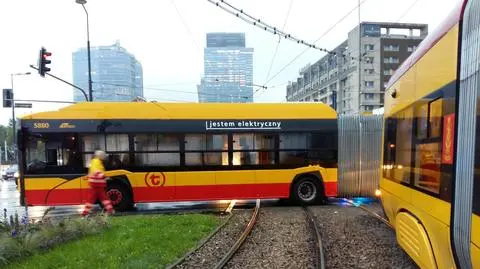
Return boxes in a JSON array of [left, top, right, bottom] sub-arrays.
[[2, 89, 13, 108], [38, 47, 52, 77]]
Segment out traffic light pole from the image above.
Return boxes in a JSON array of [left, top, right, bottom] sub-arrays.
[[10, 74, 16, 147], [29, 65, 89, 101]]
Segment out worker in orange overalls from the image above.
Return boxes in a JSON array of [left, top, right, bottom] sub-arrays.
[[81, 150, 114, 216]]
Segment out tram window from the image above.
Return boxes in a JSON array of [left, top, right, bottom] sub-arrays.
[[383, 118, 397, 179], [474, 175, 480, 215], [393, 109, 413, 184], [414, 142, 441, 194], [429, 99, 443, 138], [416, 103, 429, 139]]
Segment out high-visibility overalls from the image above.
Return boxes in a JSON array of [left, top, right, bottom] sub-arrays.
[[81, 158, 113, 216]]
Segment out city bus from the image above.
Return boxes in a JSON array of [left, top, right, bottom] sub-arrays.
[[17, 102, 338, 211], [380, 0, 479, 268]]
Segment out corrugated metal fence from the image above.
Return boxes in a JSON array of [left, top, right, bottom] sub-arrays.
[[338, 114, 383, 197]]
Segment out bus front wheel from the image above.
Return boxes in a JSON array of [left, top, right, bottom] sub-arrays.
[[291, 176, 323, 205], [106, 183, 133, 212]]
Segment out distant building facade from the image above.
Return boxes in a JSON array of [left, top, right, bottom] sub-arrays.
[[198, 33, 253, 103], [286, 22, 428, 114], [72, 41, 143, 102]]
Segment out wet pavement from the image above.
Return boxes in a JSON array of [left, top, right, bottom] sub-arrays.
[[0, 180, 269, 220]]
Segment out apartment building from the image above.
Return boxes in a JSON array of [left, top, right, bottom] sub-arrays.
[[286, 22, 428, 114]]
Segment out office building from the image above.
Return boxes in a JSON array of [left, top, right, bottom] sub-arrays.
[[286, 22, 428, 114], [72, 41, 143, 102], [198, 33, 254, 103]]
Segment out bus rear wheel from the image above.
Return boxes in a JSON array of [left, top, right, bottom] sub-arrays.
[[291, 176, 323, 205], [106, 183, 133, 212]]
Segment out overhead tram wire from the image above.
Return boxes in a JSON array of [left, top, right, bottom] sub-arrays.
[[171, 0, 201, 55], [92, 81, 270, 101], [263, 0, 294, 89], [260, 0, 369, 93], [206, 0, 359, 62], [260, 0, 422, 98]]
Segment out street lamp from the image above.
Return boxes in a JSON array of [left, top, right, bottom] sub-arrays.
[[10, 72, 31, 161], [76, 0, 93, 102]]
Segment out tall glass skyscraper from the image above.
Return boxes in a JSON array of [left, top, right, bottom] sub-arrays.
[[198, 33, 253, 103], [72, 41, 143, 102]]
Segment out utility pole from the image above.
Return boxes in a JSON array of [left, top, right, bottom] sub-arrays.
[[10, 72, 31, 163], [4, 140, 8, 162], [76, 0, 93, 101], [358, 0, 362, 115], [357, 0, 363, 193]]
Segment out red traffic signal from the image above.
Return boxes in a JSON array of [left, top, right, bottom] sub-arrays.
[[38, 47, 52, 77]]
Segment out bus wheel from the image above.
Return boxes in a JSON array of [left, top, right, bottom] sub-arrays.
[[292, 176, 322, 205], [106, 183, 133, 212]]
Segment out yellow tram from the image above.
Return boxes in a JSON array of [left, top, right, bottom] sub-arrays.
[[380, 0, 479, 268]]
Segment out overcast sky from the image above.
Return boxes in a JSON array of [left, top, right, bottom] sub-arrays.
[[0, 0, 458, 125]]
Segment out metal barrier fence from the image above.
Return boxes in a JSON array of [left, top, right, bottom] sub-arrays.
[[338, 114, 383, 197]]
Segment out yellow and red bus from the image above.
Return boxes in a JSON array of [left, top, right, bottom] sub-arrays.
[[380, 0, 479, 268], [17, 102, 338, 211]]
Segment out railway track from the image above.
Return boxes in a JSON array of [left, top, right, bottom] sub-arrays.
[[303, 206, 326, 269], [169, 201, 323, 269], [213, 199, 261, 269], [341, 198, 393, 229], [215, 203, 324, 269]]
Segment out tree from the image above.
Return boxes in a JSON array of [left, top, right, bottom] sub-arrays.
[[0, 119, 16, 164]]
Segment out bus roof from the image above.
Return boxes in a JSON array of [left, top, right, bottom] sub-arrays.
[[385, 0, 465, 89], [20, 102, 337, 120]]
